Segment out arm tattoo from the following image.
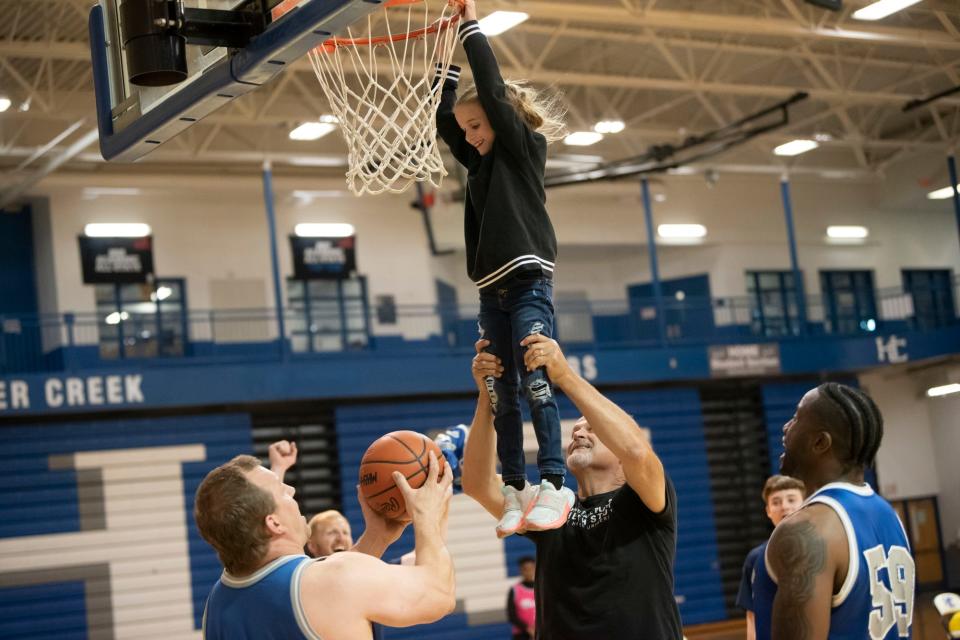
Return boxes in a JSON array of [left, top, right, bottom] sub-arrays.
[[769, 520, 827, 640]]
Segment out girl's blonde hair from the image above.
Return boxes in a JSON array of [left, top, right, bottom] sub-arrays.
[[456, 80, 568, 143]]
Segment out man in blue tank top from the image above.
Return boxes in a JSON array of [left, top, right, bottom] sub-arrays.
[[194, 451, 456, 639], [764, 382, 915, 640]]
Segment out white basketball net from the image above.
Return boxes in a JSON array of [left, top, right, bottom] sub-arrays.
[[308, 1, 461, 196]]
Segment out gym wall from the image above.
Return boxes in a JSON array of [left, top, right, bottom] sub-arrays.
[[33, 171, 957, 321], [0, 413, 252, 639]]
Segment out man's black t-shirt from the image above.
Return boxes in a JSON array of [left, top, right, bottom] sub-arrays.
[[527, 475, 683, 640]]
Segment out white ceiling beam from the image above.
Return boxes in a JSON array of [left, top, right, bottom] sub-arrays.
[[12, 118, 85, 173], [0, 39, 89, 61], [0, 143, 883, 182], [0, 58, 51, 112], [489, 2, 960, 51], [515, 24, 957, 76], [503, 68, 960, 108], [935, 11, 960, 39], [533, 23, 566, 72], [0, 127, 99, 209], [792, 44, 870, 170]]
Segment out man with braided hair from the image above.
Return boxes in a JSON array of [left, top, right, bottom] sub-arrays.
[[763, 382, 915, 640]]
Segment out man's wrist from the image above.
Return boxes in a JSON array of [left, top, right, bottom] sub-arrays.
[[550, 368, 577, 391], [411, 518, 442, 537], [354, 530, 391, 556]]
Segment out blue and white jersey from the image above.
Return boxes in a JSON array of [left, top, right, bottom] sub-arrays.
[[765, 482, 915, 640], [751, 542, 778, 640], [202, 554, 323, 640]]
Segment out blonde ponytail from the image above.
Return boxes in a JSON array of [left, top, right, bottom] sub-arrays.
[[457, 81, 567, 143]]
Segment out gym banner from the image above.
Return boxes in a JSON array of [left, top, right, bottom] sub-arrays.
[[708, 343, 781, 377], [78, 236, 155, 284], [290, 235, 357, 279]]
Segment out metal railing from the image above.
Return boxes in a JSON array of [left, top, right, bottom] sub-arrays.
[[2, 277, 958, 374]]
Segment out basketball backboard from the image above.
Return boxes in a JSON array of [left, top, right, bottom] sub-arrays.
[[89, 0, 384, 162]]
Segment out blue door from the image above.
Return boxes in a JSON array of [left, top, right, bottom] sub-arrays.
[[0, 204, 42, 372], [903, 269, 955, 330], [435, 279, 460, 346], [628, 274, 713, 341], [820, 270, 877, 335], [746, 271, 801, 337]]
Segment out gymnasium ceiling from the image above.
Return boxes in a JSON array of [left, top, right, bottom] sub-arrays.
[[1, 0, 960, 192]]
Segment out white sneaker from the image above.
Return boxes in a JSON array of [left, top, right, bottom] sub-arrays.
[[524, 480, 575, 532], [496, 482, 538, 538]]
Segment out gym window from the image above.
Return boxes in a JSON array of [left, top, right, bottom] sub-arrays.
[[820, 270, 877, 335], [902, 269, 956, 330], [745, 271, 801, 337], [95, 279, 188, 359], [287, 276, 371, 352]]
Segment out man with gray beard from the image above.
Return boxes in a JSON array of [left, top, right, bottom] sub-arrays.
[[462, 336, 684, 640]]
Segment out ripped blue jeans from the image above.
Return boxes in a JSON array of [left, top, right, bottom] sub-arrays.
[[478, 275, 564, 487]]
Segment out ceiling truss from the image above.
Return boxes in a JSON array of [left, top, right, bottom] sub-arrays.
[[0, 0, 958, 182]]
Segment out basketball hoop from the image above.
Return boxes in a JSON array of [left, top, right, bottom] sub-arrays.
[[302, 0, 462, 196]]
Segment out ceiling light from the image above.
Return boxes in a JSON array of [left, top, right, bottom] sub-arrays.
[[0, 97, 11, 112], [84, 223, 151, 237], [594, 120, 625, 134], [827, 225, 869, 239], [926, 383, 960, 398], [853, 0, 922, 21], [774, 139, 819, 156], [153, 286, 172, 302], [478, 11, 529, 36], [545, 154, 605, 169], [658, 224, 707, 239], [289, 122, 337, 141], [286, 156, 344, 167], [564, 131, 604, 146], [927, 186, 957, 200], [82, 187, 142, 199], [295, 223, 355, 238], [293, 190, 347, 200]]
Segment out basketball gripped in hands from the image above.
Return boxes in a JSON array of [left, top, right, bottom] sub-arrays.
[[359, 430, 446, 520]]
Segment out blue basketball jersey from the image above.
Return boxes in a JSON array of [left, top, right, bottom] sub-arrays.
[[751, 541, 778, 640], [757, 482, 915, 640], [202, 554, 324, 640]]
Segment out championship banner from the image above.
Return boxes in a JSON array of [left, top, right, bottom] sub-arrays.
[[78, 236, 155, 284], [290, 235, 357, 279]]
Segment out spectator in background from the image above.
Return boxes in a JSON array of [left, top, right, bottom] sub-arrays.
[[270, 441, 349, 558], [736, 475, 805, 640], [507, 556, 537, 640], [306, 510, 353, 557]]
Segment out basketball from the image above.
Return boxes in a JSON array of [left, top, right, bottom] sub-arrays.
[[358, 430, 446, 520]]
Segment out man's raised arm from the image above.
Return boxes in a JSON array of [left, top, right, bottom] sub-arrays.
[[302, 453, 457, 632], [521, 335, 666, 513], [460, 339, 507, 520]]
